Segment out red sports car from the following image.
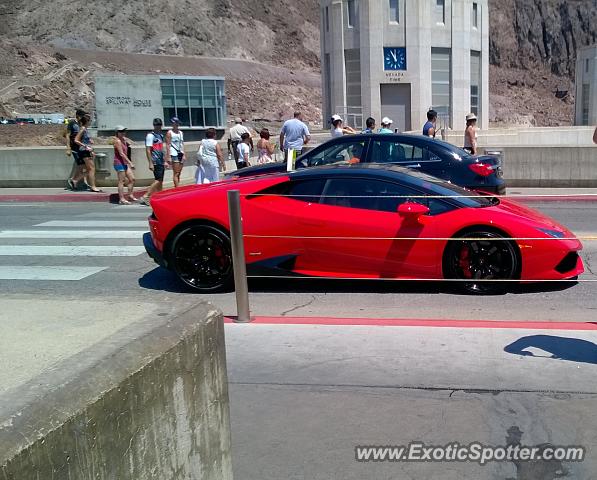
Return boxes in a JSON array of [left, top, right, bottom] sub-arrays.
[[144, 164, 583, 294]]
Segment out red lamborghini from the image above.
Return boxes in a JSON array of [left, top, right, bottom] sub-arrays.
[[144, 164, 583, 294]]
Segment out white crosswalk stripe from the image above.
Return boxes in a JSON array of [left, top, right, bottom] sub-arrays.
[[0, 210, 151, 281], [0, 266, 108, 281], [36, 220, 148, 228], [0, 230, 145, 239]]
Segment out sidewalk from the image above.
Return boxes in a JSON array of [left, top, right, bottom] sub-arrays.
[[1, 185, 597, 203]]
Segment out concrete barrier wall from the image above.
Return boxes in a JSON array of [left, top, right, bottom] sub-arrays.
[[440, 126, 596, 147], [0, 303, 233, 480], [489, 145, 597, 187], [0, 142, 201, 188]]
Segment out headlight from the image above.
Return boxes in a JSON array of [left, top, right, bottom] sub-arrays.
[[536, 227, 566, 238]]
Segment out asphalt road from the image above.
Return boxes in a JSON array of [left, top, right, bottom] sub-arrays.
[[2, 200, 597, 479], [1, 201, 596, 321]]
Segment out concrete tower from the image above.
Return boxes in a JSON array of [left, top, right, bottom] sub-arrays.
[[320, 0, 489, 131]]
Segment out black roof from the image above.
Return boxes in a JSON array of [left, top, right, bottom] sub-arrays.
[[289, 162, 442, 184]]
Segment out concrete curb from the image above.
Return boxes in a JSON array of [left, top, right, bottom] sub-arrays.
[[0, 189, 148, 204]]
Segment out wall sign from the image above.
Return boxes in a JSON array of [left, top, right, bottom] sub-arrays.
[[383, 47, 407, 71], [384, 71, 405, 82]]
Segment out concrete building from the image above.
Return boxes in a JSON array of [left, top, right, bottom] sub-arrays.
[[574, 45, 597, 126], [320, 0, 489, 132], [95, 74, 227, 140]]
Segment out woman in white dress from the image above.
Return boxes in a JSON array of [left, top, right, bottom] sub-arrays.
[[196, 128, 225, 184]]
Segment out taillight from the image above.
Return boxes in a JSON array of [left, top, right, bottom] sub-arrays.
[[468, 162, 494, 176]]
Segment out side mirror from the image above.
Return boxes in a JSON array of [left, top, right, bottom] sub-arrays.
[[397, 202, 430, 217]]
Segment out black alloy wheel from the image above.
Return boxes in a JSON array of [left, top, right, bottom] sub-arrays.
[[170, 224, 233, 292], [444, 230, 519, 294]]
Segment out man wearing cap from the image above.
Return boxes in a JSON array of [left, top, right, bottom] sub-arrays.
[[423, 109, 437, 138], [280, 111, 311, 160], [464, 113, 478, 154], [228, 118, 253, 169], [378, 117, 394, 134], [330, 114, 356, 138], [139, 118, 168, 206]]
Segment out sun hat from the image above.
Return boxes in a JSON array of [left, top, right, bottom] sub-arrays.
[[331, 114, 343, 122], [114, 125, 127, 132], [381, 116, 393, 125], [466, 113, 477, 121]]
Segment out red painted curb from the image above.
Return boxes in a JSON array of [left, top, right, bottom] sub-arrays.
[[224, 316, 597, 331]]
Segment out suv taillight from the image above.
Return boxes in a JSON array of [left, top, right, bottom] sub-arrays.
[[468, 163, 494, 177]]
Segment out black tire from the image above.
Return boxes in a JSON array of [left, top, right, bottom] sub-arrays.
[[169, 224, 233, 293], [443, 230, 520, 294]]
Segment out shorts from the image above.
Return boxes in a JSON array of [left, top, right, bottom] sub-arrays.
[[171, 155, 184, 163], [153, 164, 165, 181], [79, 149, 92, 159], [114, 163, 128, 172], [72, 151, 85, 166]]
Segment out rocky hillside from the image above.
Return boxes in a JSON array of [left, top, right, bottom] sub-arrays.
[[0, 0, 595, 129]]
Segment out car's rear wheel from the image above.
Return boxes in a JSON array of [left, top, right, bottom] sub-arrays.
[[169, 224, 233, 292], [443, 230, 519, 294]]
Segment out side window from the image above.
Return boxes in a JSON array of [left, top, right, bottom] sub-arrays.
[[320, 178, 453, 215], [305, 140, 366, 167], [427, 148, 442, 161], [252, 179, 326, 203], [288, 179, 326, 203], [370, 140, 422, 164]]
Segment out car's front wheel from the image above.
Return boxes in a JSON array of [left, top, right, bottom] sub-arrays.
[[169, 224, 233, 292], [443, 230, 520, 294]]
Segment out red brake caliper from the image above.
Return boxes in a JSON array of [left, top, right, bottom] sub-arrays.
[[458, 244, 473, 279]]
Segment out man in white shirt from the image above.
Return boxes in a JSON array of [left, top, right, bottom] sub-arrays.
[[228, 118, 253, 168], [279, 111, 311, 160], [236, 132, 251, 169]]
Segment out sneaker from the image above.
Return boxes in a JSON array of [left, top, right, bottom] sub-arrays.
[[138, 197, 150, 206], [66, 178, 75, 190]]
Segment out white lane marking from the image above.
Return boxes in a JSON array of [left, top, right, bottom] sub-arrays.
[[0, 230, 146, 239], [0, 266, 108, 281], [0, 246, 145, 256], [35, 221, 148, 227]]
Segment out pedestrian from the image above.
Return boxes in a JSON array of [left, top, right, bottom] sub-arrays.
[[593, 126, 597, 144], [138, 118, 168, 206], [228, 118, 253, 169], [463, 113, 478, 155], [362, 117, 376, 134], [196, 128, 225, 184], [165, 117, 185, 188], [236, 132, 251, 169], [423, 109, 437, 138], [257, 128, 276, 163], [72, 114, 102, 192], [113, 125, 136, 204], [330, 114, 356, 137], [378, 117, 394, 134], [66, 109, 88, 190], [279, 111, 311, 160]]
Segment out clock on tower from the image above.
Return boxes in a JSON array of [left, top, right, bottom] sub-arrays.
[[383, 47, 407, 71]]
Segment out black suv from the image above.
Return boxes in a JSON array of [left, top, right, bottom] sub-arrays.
[[227, 134, 505, 194]]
